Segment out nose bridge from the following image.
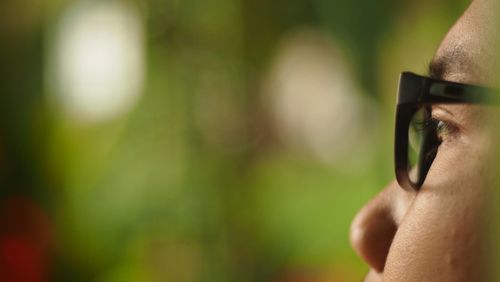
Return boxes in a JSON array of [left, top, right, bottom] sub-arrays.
[[350, 181, 402, 273]]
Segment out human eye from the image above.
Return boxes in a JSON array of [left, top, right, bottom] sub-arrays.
[[411, 114, 436, 134], [434, 118, 458, 143], [409, 107, 459, 150], [430, 106, 460, 144], [409, 107, 439, 151]]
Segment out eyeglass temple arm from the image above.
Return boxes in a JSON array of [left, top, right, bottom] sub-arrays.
[[398, 72, 500, 105]]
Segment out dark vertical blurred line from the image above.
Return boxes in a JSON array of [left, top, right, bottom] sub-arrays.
[[0, 11, 46, 203], [159, 10, 220, 282], [152, 0, 249, 280], [0, 4, 55, 282], [239, 0, 319, 280]]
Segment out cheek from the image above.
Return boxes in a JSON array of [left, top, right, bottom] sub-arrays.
[[428, 129, 494, 198], [383, 135, 492, 281], [384, 196, 486, 281]]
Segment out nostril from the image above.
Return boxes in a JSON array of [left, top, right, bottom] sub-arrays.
[[350, 207, 398, 273]]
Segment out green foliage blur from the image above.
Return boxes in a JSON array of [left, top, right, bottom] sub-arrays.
[[0, 0, 469, 281]]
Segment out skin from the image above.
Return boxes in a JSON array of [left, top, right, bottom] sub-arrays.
[[350, 0, 500, 281]]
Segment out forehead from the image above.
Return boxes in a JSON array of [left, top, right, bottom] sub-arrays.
[[432, 0, 500, 86]]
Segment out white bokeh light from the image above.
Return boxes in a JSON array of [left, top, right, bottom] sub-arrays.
[[266, 29, 373, 164], [50, 1, 145, 122]]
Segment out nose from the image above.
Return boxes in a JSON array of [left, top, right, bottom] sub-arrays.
[[350, 181, 406, 273]]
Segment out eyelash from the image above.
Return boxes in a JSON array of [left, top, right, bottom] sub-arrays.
[[413, 116, 458, 143], [434, 118, 457, 142]]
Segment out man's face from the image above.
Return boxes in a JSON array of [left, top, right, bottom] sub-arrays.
[[350, 0, 499, 281]]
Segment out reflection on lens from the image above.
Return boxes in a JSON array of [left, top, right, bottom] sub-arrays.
[[408, 106, 439, 185]]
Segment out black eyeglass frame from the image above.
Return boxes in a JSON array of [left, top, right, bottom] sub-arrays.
[[395, 72, 500, 191]]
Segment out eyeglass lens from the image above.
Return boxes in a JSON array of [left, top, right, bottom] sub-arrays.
[[408, 106, 440, 186]]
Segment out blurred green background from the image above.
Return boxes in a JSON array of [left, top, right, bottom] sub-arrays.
[[0, 0, 469, 281]]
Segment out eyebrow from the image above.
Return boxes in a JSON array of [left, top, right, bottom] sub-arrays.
[[428, 57, 447, 80], [428, 48, 479, 81]]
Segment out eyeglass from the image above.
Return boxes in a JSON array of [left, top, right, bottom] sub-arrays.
[[395, 72, 500, 191]]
